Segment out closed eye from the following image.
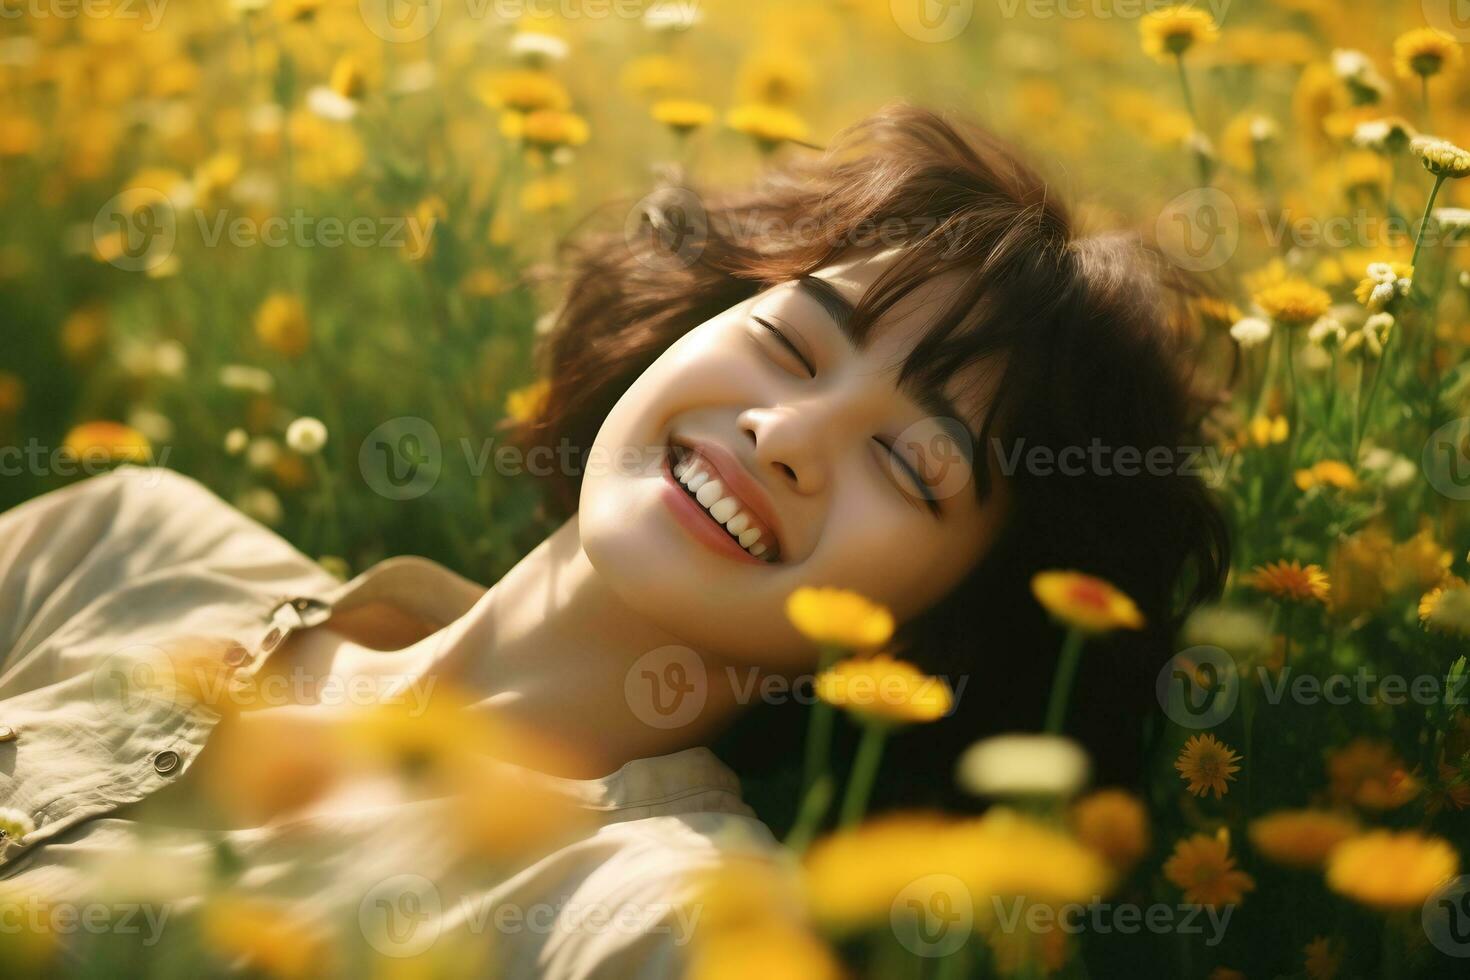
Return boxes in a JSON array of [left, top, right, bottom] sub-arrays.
[[753, 316, 814, 378], [876, 436, 941, 517]]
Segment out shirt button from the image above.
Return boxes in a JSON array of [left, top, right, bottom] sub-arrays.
[[262, 627, 284, 651], [0, 726, 16, 742], [223, 642, 250, 667], [153, 750, 182, 775]]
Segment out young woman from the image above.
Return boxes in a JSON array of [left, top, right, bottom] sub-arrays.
[[0, 102, 1226, 976]]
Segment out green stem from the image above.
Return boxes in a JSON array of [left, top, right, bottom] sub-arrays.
[[840, 723, 889, 827], [1280, 604, 1295, 671], [802, 645, 843, 792], [783, 773, 833, 855], [1043, 629, 1086, 734], [1411, 174, 1447, 272]]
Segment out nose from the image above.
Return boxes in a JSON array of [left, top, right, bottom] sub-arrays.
[[738, 402, 840, 495]]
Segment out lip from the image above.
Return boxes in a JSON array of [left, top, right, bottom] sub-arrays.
[[661, 453, 772, 565], [661, 436, 785, 565]]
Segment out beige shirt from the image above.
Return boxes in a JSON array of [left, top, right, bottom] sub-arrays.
[[0, 464, 779, 977]]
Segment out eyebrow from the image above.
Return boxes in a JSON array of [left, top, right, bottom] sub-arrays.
[[793, 275, 981, 447]]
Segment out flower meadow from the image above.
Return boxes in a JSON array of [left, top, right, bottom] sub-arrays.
[[5, 1, 1470, 977]]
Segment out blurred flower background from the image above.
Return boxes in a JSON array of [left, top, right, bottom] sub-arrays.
[[5, 0, 1470, 977]]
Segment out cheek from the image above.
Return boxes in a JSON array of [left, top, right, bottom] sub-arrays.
[[812, 490, 991, 624]]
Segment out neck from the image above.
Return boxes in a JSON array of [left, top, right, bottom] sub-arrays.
[[436, 514, 748, 779]]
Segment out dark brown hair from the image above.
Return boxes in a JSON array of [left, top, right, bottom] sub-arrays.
[[506, 100, 1229, 825]]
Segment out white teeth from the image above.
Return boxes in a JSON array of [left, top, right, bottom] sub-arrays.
[[695, 479, 725, 507], [671, 449, 778, 562]]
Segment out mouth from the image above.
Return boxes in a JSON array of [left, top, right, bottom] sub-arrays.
[[662, 438, 783, 565]]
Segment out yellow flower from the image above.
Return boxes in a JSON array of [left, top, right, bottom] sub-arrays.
[[735, 49, 813, 106], [804, 809, 1112, 931], [1329, 528, 1393, 619], [253, 293, 310, 358], [1421, 578, 1470, 637], [1247, 809, 1360, 868], [1327, 738, 1420, 810], [1304, 936, 1341, 980], [474, 69, 570, 114], [1393, 28, 1462, 80], [1243, 414, 1289, 448], [1174, 733, 1242, 799], [1243, 560, 1330, 604], [328, 55, 365, 101], [1139, 5, 1219, 64], [785, 586, 894, 649], [1071, 789, 1150, 873], [518, 109, 590, 150], [1163, 830, 1256, 907], [520, 175, 575, 212], [1030, 570, 1145, 634], [1293, 460, 1358, 492], [1253, 278, 1331, 327], [1352, 261, 1413, 311], [652, 99, 716, 135], [0, 806, 36, 843], [504, 379, 550, 423], [1326, 831, 1459, 909], [276, 0, 322, 22], [814, 653, 952, 725], [60, 304, 109, 360], [687, 921, 843, 980], [619, 55, 696, 101], [1388, 528, 1453, 595], [62, 421, 151, 465], [1412, 135, 1470, 179], [201, 894, 334, 979], [725, 104, 811, 152]]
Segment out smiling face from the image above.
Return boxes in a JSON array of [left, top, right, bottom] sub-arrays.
[[578, 247, 1011, 670]]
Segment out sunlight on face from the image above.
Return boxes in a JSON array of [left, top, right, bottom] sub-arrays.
[[578, 247, 1010, 670]]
